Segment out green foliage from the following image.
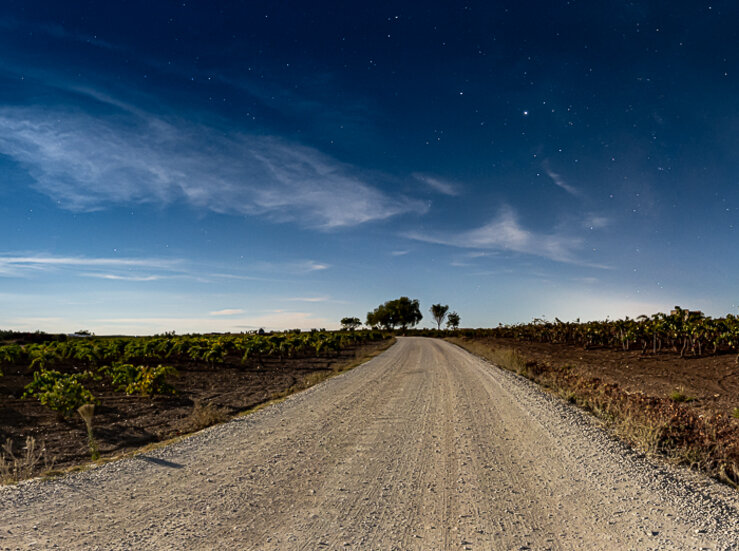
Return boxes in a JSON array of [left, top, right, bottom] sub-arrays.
[[456, 307, 739, 359], [669, 388, 694, 403], [340, 317, 362, 331], [446, 311, 461, 329], [0, 330, 388, 374], [366, 297, 423, 330], [23, 369, 96, 417], [430, 304, 449, 330], [100, 363, 177, 396]]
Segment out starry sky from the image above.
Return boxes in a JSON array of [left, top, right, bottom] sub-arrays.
[[0, 1, 737, 334]]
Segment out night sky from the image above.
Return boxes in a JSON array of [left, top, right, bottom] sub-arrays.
[[0, 1, 737, 334]]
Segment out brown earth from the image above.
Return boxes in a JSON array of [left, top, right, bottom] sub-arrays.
[[456, 336, 739, 419], [0, 340, 392, 476], [3, 337, 738, 550]]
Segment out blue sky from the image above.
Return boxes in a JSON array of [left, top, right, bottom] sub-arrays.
[[0, 1, 737, 334]]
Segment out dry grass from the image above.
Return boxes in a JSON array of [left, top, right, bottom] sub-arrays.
[[181, 400, 231, 432], [450, 337, 739, 488], [0, 436, 55, 485]]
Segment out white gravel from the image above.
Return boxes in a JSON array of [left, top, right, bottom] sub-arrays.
[[1, 337, 738, 550]]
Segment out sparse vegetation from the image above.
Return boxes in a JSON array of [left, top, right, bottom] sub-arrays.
[[450, 337, 739, 487], [182, 400, 231, 432], [669, 387, 694, 403], [77, 404, 99, 460], [0, 437, 53, 485]]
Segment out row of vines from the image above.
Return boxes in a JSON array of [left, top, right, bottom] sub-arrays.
[[458, 307, 739, 359], [0, 330, 388, 416], [0, 330, 387, 372]]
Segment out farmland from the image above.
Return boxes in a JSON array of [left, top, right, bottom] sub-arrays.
[[445, 308, 739, 486], [0, 330, 391, 478]]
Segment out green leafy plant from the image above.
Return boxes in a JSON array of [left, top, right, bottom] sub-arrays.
[[100, 363, 177, 396], [669, 387, 695, 403], [23, 370, 96, 417]]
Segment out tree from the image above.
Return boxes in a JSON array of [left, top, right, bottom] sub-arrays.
[[430, 304, 449, 330], [341, 317, 362, 331], [446, 312, 460, 330], [366, 297, 423, 331]]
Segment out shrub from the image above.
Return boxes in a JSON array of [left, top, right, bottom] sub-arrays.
[[23, 369, 96, 416], [0, 436, 54, 485], [669, 387, 694, 403], [181, 400, 230, 432], [100, 363, 177, 396]]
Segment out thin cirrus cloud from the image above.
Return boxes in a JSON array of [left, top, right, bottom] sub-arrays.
[[0, 254, 181, 277], [0, 103, 428, 229], [284, 296, 330, 303], [209, 309, 245, 316], [543, 161, 579, 196], [405, 208, 584, 264], [412, 173, 461, 196]]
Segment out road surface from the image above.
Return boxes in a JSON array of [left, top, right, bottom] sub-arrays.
[[2, 337, 738, 550]]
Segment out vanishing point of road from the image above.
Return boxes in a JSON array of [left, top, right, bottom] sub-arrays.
[[2, 337, 738, 550]]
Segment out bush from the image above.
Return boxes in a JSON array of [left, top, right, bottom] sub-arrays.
[[100, 363, 177, 396], [23, 370, 96, 416]]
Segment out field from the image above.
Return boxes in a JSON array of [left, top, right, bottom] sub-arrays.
[[0, 330, 391, 479], [448, 325, 739, 486]]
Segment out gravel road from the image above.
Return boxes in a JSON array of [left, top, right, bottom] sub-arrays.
[[2, 337, 739, 550]]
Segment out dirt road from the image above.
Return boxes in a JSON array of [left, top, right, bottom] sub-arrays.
[[2, 337, 738, 550]]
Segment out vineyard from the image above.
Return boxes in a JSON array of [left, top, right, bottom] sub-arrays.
[[452, 307, 739, 360], [447, 309, 739, 486], [0, 330, 390, 479]]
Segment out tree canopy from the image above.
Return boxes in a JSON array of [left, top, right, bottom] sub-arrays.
[[446, 311, 460, 329], [430, 304, 449, 330], [340, 317, 362, 331], [366, 297, 423, 330]]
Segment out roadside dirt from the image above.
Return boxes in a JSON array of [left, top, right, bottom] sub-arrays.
[[456, 336, 739, 418], [2, 337, 738, 550], [0, 341, 391, 474]]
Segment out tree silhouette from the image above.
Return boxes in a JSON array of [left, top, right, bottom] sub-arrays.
[[340, 317, 362, 331], [446, 312, 460, 329], [430, 304, 449, 330], [367, 297, 423, 330]]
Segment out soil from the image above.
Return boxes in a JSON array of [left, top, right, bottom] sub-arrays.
[[457, 336, 739, 418], [0, 340, 391, 474], [2, 337, 738, 550]]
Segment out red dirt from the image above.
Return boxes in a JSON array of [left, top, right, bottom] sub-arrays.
[[0, 341, 390, 475]]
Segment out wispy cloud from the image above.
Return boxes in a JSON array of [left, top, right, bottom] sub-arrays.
[[390, 250, 410, 256], [412, 173, 461, 196], [83, 274, 163, 282], [94, 312, 332, 333], [543, 161, 579, 196], [0, 103, 427, 229], [284, 296, 330, 303], [209, 308, 244, 316], [584, 214, 610, 229], [405, 207, 584, 263], [0, 254, 180, 277]]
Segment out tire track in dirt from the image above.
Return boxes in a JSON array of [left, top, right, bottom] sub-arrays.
[[1, 337, 738, 550]]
